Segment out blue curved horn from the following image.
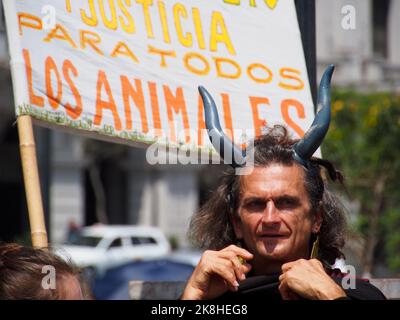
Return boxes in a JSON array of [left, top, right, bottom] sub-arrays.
[[293, 64, 335, 165], [198, 86, 246, 168]]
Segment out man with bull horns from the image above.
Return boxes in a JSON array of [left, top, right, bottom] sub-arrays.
[[181, 65, 385, 300]]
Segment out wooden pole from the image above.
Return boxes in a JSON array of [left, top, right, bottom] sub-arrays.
[[3, 1, 48, 248], [18, 115, 48, 248]]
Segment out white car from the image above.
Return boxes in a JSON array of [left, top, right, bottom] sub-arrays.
[[57, 225, 171, 275]]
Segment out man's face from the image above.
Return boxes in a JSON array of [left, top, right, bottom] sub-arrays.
[[232, 164, 321, 271]]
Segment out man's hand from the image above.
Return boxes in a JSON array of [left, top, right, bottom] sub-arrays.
[[181, 245, 253, 300], [278, 259, 347, 300]]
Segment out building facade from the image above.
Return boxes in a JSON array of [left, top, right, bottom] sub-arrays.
[[316, 0, 400, 91]]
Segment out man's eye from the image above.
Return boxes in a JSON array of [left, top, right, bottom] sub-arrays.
[[275, 198, 298, 209], [245, 201, 266, 212]]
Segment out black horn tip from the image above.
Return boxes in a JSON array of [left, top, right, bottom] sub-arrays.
[[198, 86, 214, 105], [198, 85, 208, 96], [293, 64, 335, 163], [320, 64, 335, 88]]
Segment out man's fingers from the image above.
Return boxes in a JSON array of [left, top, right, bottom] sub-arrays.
[[278, 280, 291, 300], [223, 245, 254, 261], [182, 247, 251, 300], [221, 244, 254, 281], [243, 262, 252, 273], [213, 262, 240, 290], [187, 245, 254, 298], [223, 280, 240, 292], [220, 251, 249, 281], [279, 278, 301, 300], [231, 255, 247, 281], [281, 261, 296, 273]]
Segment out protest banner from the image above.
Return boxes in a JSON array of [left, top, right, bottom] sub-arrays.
[[3, 0, 315, 246]]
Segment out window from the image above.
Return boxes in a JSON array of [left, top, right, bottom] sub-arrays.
[[109, 238, 122, 248], [69, 235, 102, 247], [131, 237, 141, 245], [373, 0, 390, 58], [131, 237, 157, 245], [139, 237, 157, 244]]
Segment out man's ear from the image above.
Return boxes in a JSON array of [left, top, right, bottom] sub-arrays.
[[230, 213, 243, 239], [312, 206, 323, 233]]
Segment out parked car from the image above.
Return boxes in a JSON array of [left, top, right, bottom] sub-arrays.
[[168, 248, 202, 267], [56, 225, 171, 276], [92, 248, 202, 300], [93, 258, 195, 300]]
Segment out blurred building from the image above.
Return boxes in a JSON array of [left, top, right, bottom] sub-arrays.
[[0, 1, 399, 246], [317, 0, 400, 91]]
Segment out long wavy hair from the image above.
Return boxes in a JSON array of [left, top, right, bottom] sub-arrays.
[[188, 125, 347, 266]]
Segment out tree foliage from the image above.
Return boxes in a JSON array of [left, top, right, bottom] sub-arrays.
[[322, 90, 400, 274]]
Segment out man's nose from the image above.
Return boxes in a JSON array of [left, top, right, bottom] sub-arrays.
[[262, 200, 281, 225]]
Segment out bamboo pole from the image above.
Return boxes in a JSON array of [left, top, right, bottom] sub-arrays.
[[2, 1, 48, 248], [18, 115, 48, 248]]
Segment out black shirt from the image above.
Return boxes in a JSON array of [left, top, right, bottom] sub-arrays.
[[218, 271, 386, 300]]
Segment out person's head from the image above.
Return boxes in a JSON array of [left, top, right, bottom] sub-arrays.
[[189, 125, 347, 274], [0, 242, 84, 300]]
